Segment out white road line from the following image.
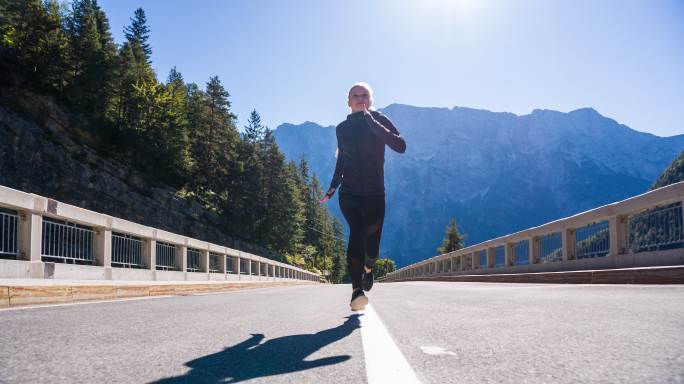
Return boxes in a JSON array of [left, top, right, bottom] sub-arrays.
[[359, 303, 421, 384]]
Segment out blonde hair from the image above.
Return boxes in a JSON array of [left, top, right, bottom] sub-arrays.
[[348, 82, 374, 110]]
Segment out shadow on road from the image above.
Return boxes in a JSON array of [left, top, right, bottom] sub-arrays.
[[150, 314, 362, 383]]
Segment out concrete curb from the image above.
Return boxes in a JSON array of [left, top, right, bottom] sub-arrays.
[[380, 266, 684, 284], [1, 281, 315, 308]]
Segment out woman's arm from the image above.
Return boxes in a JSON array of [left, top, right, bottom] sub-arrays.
[[329, 147, 344, 191], [364, 112, 406, 153], [321, 125, 345, 202]]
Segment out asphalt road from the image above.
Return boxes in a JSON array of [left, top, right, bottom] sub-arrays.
[[1, 282, 683, 384]]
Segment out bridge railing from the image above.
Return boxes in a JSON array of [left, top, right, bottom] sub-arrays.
[[0, 185, 319, 282], [383, 181, 684, 282]]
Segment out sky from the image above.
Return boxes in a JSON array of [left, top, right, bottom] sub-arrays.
[[96, 0, 684, 137]]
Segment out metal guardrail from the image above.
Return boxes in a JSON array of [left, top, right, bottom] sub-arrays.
[[0, 208, 18, 260], [41, 218, 95, 264], [240, 258, 249, 275], [187, 248, 201, 272], [478, 249, 487, 269], [209, 252, 220, 273], [226, 256, 235, 273], [514, 239, 529, 265], [156, 241, 177, 271], [495, 245, 505, 267], [539, 232, 562, 263], [385, 182, 684, 282], [629, 202, 682, 252], [0, 185, 320, 282], [576, 221, 609, 259], [112, 232, 144, 268]]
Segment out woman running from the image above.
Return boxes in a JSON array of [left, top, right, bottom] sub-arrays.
[[321, 82, 406, 311]]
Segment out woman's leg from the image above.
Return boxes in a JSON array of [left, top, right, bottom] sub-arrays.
[[362, 195, 386, 268], [339, 193, 365, 291]]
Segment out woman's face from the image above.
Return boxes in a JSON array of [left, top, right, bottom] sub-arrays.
[[348, 86, 371, 113]]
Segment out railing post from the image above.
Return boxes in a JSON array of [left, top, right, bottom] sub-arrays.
[[178, 245, 188, 278], [505, 243, 514, 267], [144, 239, 156, 273], [200, 250, 209, 273], [679, 200, 684, 240], [18, 212, 43, 278], [529, 237, 538, 264], [219, 253, 227, 275], [680, 200, 684, 242], [609, 215, 628, 256], [95, 229, 112, 279], [562, 228, 576, 261], [247, 257, 252, 278]]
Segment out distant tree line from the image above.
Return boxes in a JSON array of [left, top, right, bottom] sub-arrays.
[[0, 0, 347, 282]]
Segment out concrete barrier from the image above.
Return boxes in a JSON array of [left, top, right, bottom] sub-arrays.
[[385, 266, 684, 285], [0, 185, 321, 283], [385, 182, 684, 283]]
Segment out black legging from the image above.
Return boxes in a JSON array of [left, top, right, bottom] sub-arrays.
[[339, 192, 385, 290]]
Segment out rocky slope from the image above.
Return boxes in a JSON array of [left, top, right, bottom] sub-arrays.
[[0, 92, 245, 252]]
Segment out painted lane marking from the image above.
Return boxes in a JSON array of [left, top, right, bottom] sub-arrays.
[[359, 303, 421, 384], [420, 346, 457, 356]]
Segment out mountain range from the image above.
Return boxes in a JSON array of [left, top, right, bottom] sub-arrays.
[[273, 104, 684, 267]]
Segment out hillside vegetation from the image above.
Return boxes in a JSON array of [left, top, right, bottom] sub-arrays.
[[0, 0, 347, 281]]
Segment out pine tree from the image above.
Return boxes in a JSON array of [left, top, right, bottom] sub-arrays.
[[112, 7, 155, 134], [0, 0, 72, 92], [244, 109, 266, 143], [183, 75, 241, 210], [204, 76, 239, 191], [330, 219, 347, 283], [437, 217, 466, 254], [161, 67, 192, 179], [123, 7, 151, 61], [65, 0, 117, 120], [41, 0, 72, 92], [261, 146, 305, 254], [651, 150, 684, 190], [375, 258, 396, 278]]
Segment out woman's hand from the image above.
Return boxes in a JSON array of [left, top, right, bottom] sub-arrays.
[[362, 103, 371, 116], [320, 187, 336, 203]]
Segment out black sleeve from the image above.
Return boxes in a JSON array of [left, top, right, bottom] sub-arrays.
[[364, 112, 406, 153], [329, 124, 345, 190]]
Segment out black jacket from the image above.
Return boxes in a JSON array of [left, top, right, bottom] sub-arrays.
[[329, 110, 406, 196]]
